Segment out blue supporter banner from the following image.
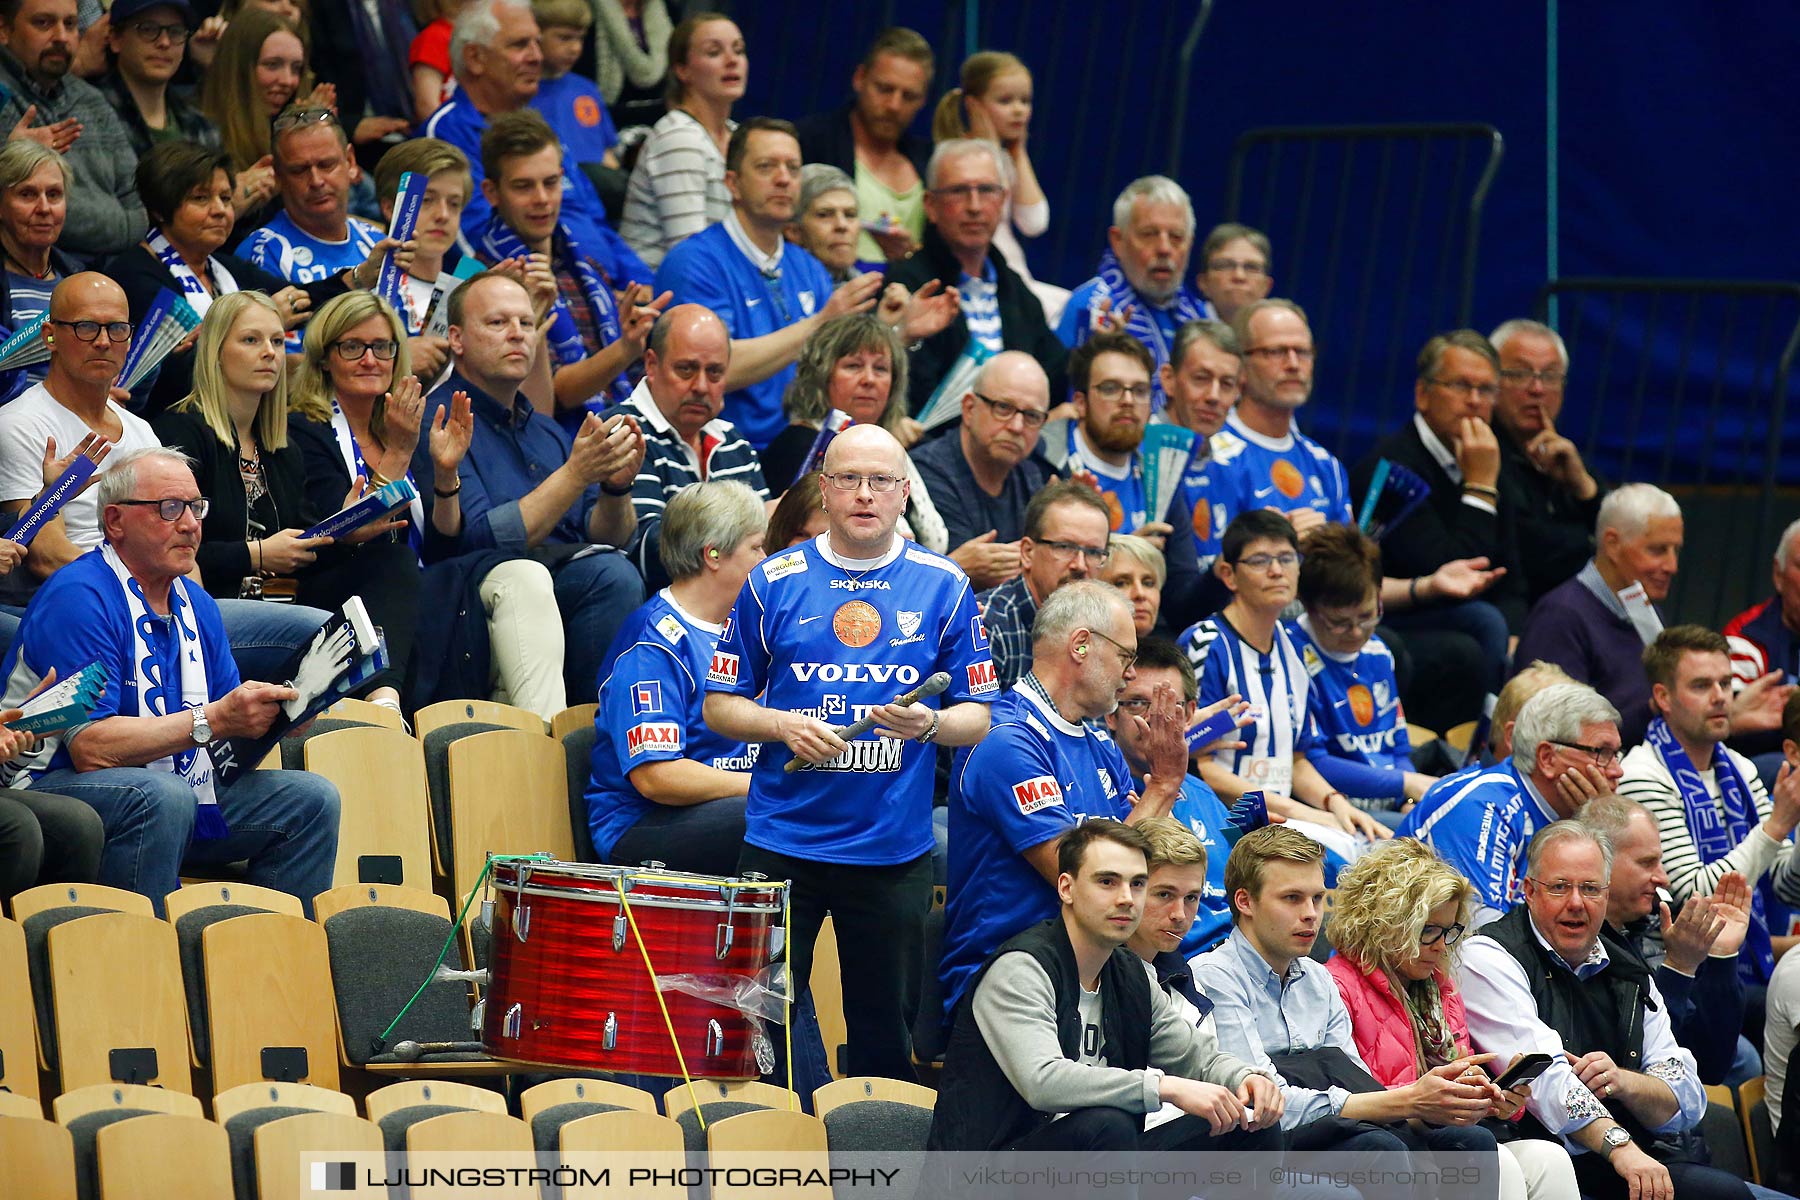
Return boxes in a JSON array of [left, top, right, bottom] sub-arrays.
[[5, 454, 99, 545], [376, 172, 430, 310]]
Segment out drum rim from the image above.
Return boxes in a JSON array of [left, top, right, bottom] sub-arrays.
[[489, 881, 785, 913]]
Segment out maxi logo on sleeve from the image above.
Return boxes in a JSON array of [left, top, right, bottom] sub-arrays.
[[707, 651, 740, 685], [1013, 775, 1064, 815], [967, 660, 998, 695], [626, 722, 681, 756]]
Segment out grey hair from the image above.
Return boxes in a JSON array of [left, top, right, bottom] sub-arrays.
[[1171, 318, 1241, 369], [451, 0, 531, 78], [1775, 516, 1800, 570], [1526, 818, 1613, 879], [1511, 682, 1621, 773], [1112, 175, 1195, 236], [1578, 793, 1652, 848], [0, 139, 69, 193], [1596, 482, 1681, 542], [1489, 318, 1569, 372], [797, 163, 855, 217], [1031, 579, 1130, 649], [657, 480, 767, 582], [96, 447, 198, 511], [1106, 534, 1167, 589], [926, 138, 1009, 191]]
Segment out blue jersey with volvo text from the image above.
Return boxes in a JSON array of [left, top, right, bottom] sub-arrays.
[[939, 683, 1133, 1018], [707, 534, 997, 865], [586, 589, 758, 861]]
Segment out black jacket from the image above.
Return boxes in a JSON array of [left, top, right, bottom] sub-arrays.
[[151, 407, 307, 597], [927, 916, 1152, 1152], [885, 224, 1069, 414], [793, 101, 931, 182], [1498, 428, 1608, 603], [1351, 418, 1529, 631]]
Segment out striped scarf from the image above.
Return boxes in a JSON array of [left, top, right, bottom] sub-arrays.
[[1085, 248, 1208, 410], [477, 214, 628, 406]]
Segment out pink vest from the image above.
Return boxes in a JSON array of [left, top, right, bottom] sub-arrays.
[[1325, 952, 1473, 1088]]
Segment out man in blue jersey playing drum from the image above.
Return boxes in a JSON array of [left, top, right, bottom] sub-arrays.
[[704, 424, 996, 1080]]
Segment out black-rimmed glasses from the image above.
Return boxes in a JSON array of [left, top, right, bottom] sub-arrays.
[[117, 498, 211, 521], [51, 319, 132, 343]]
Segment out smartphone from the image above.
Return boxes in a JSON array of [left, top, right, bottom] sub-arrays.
[[1492, 1052, 1553, 1090]]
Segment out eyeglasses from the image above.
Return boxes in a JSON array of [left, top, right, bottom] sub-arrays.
[[332, 338, 399, 361], [821, 471, 903, 493], [1428, 377, 1500, 401], [271, 106, 340, 135], [117, 497, 211, 521], [1314, 604, 1383, 637], [1207, 257, 1267, 276], [51, 318, 133, 343], [1177, 371, 1241, 398], [1088, 380, 1154, 405], [128, 19, 190, 43], [1528, 878, 1609, 901], [972, 391, 1049, 429], [1499, 367, 1567, 388], [1245, 345, 1315, 362], [1036, 538, 1110, 566], [1420, 922, 1465, 946], [1114, 696, 1159, 715], [1236, 551, 1303, 572], [931, 182, 1005, 203], [1549, 739, 1623, 768], [1087, 627, 1138, 672]]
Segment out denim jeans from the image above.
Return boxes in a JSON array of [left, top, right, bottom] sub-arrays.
[[30, 766, 340, 916], [549, 550, 644, 703], [215, 599, 332, 685]]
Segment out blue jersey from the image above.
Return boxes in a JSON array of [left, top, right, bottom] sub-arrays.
[[532, 73, 619, 166], [653, 223, 837, 450], [707, 534, 996, 865], [236, 212, 382, 287], [586, 589, 758, 861], [1176, 430, 1231, 569], [0, 549, 239, 779], [1180, 613, 1321, 798], [1166, 773, 1236, 956], [1058, 423, 1148, 534], [1396, 758, 1556, 916], [940, 683, 1133, 1017], [1289, 616, 1413, 806], [1210, 410, 1353, 528]]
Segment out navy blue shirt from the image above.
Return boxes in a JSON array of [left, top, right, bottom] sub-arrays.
[[424, 372, 598, 551]]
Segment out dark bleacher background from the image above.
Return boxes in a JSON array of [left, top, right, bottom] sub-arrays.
[[725, 0, 1800, 628]]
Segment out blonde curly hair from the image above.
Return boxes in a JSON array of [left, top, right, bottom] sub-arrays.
[[1327, 839, 1473, 975]]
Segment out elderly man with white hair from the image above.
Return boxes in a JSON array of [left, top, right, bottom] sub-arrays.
[[1490, 318, 1610, 601], [420, 0, 646, 281], [1514, 483, 1687, 743], [886, 137, 1069, 412], [1057, 176, 1210, 413]]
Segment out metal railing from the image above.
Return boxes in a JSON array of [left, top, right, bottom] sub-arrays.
[[1222, 123, 1504, 462], [1533, 278, 1800, 627]]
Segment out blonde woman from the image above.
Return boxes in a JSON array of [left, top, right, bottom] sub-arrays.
[[1328, 839, 1580, 1200]]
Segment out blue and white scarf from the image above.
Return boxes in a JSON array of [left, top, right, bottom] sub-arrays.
[[329, 397, 425, 562], [1083, 248, 1208, 411], [1648, 715, 1784, 980], [102, 542, 225, 839], [476, 212, 628, 402], [147, 228, 235, 319]]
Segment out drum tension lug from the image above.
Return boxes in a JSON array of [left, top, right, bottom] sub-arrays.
[[512, 904, 530, 942], [502, 1003, 522, 1040], [705, 1019, 724, 1057], [603, 1012, 618, 1050], [612, 912, 627, 952], [715, 923, 734, 959]]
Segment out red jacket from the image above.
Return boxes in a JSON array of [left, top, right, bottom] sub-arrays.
[[1325, 953, 1473, 1088]]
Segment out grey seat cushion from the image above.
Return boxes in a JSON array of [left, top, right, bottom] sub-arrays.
[[375, 1103, 473, 1152], [22, 906, 115, 1070], [673, 1100, 768, 1151], [821, 1100, 931, 1151], [173, 903, 271, 1065], [66, 1108, 153, 1200], [530, 1100, 630, 1152], [278, 717, 374, 770], [223, 1105, 315, 1200], [562, 727, 599, 864], [322, 906, 470, 1065], [421, 720, 511, 875]]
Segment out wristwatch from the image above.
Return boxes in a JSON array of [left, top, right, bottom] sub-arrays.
[[191, 707, 214, 747], [1600, 1125, 1633, 1159], [916, 710, 942, 745]]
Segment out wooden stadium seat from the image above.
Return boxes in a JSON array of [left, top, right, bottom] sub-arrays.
[[365, 1078, 508, 1124], [407, 1111, 535, 1198], [168, 885, 307, 1072], [47, 912, 190, 1093], [1443, 719, 1479, 753], [323, 696, 407, 732], [663, 1079, 798, 1151], [0, 1113, 76, 1200], [559, 1110, 684, 1200], [415, 699, 546, 739], [551, 703, 598, 741], [446, 728, 576, 912], [14, 883, 156, 1074], [253, 1111, 384, 1200], [201, 913, 339, 1092], [53, 1085, 202, 1200], [1702, 1084, 1751, 1179], [812, 916, 848, 1078], [812, 1078, 935, 1153], [562, 724, 600, 863], [1406, 723, 1440, 748], [0, 917, 37, 1099], [421, 719, 515, 880], [212, 1081, 354, 1126], [519, 1078, 657, 1154], [95, 1113, 233, 1200], [164, 882, 303, 924], [311, 884, 497, 1076], [1740, 1074, 1775, 1185], [813, 1076, 937, 1115], [9, 881, 153, 925], [0, 1090, 43, 1117], [303, 725, 435, 890], [706, 1109, 830, 1200]]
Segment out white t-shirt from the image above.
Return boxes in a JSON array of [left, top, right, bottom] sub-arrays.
[[0, 383, 162, 547], [1768, 948, 1800, 1133]]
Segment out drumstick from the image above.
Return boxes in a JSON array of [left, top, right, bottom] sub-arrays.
[[783, 671, 951, 773]]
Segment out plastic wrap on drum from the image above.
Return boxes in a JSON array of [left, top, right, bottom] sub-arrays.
[[655, 963, 791, 1076]]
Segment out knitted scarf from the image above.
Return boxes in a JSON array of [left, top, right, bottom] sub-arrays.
[[592, 0, 671, 106]]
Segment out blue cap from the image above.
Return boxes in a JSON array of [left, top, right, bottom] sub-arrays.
[[107, 0, 198, 29]]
